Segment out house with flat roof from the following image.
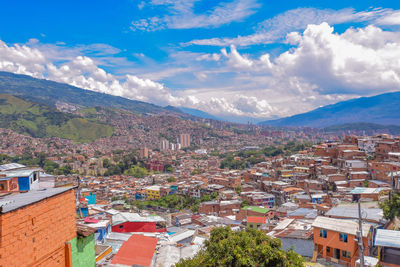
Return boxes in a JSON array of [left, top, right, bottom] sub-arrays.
[[312, 216, 373, 266], [374, 229, 400, 267]]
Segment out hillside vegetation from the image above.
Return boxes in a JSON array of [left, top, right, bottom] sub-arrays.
[[0, 94, 113, 143]]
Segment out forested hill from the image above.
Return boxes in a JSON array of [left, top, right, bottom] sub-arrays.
[[0, 94, 113, 143]]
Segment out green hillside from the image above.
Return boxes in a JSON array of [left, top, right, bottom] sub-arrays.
[[0, 94, 113, 143]]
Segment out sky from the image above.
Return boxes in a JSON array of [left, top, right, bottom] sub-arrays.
[[1, 0, 400, 122]]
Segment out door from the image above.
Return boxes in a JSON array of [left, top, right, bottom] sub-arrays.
[[334, 248, 341, 259], [18, 177, 30, 191]]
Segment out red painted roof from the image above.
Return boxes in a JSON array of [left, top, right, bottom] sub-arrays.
[[247, 216, 267, 224], [111, 234, 158, 266], [84, 217, 99, 223]]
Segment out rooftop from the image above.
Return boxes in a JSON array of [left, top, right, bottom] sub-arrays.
[[111, 234, 158, 266], [325, 206, 384, 223], [242, 206, 269, 214], [247, 216, 268, 224], [0, 187, 75, 213], [375, 229, 400, 248], [312, 216, 371, 237], [349, 187, 385, 194]]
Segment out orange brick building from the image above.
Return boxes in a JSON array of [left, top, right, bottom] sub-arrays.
[[312, 216, 372, 267], [0, 187, 77, 267]]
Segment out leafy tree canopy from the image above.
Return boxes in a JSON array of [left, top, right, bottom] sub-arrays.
[[380, 193, 400, 220], [176, 227, 304, 267]]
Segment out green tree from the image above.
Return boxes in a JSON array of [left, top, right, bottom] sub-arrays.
[[167, 177, 176, 183], [235, 186, 242, 195], [164, 164, 174, 173], [380, 193, 400, 220], [103, 158, 111, 168], [124, 165, 149, 178], [175, 227, 304, 267]]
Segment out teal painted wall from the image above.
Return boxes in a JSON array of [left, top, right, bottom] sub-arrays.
[[70, 234, 96, 267]]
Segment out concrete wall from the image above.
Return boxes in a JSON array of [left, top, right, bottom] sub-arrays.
[[0, 189, 77, 267], [70, 234, 96, 267], [280, 238, 314, 257]]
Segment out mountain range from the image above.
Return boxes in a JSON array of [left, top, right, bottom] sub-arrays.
[[2, 71, 400, 130], [259, 91, 400, 128], [0, 71, 185, 117]]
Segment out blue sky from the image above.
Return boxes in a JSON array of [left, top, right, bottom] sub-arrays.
[[1, 1, 400, 122]]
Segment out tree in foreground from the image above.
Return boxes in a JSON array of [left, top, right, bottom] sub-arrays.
[[380, 192, 400, 220], [175, 227, 304, 267]]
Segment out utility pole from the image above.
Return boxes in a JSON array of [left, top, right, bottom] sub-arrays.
[[357, 196, 365, 267]]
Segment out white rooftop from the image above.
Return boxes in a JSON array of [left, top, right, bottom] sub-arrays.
[[312, 216, 371, 237]]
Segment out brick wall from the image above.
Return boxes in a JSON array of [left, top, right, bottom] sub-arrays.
[[0, 189, 77, 267]]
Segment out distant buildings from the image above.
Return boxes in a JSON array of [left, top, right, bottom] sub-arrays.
[[145, 185, 161, 200], [180, 133, 191, 148], [139, 147, 149, 158]]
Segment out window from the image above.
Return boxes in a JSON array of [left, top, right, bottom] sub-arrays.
[[319, 229, 327, 238], [326, 246, 331, 253], [339, 233, 348, 243], [119, 225, 124, 229], [341, 250, 351, 258]]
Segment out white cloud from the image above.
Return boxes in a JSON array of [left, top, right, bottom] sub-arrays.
[[375, 11, 400, 25], [130, 0, 260, 31], [187, 7, 393, 46], [0, 40, 182, 106], [275, 22, 400, 94], [178, 22, 400, 118]]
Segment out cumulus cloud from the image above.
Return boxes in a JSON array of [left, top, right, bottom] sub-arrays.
[[131, 0, 260, 31], [0, 40, 181, 106], [187, 7, 393, 46], [275, 22, 400, 94], [184, 22, 400, 118]]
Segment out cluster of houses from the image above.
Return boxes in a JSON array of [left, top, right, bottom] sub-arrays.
[[1, 133, 400, 266]]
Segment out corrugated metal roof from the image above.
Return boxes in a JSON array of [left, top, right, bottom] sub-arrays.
[[312, 216, 371, 237], [0, 168, 38, 178], [112, 212, 165, 226], [325, 206, 384, 223], [349, 187, 384, 194], [0, 163, 26, 171], [375, 229, 400, 248], [169, 229, 195, 243]]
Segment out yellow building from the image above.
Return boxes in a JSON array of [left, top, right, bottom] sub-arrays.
[[145, 185, 161, 200]]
